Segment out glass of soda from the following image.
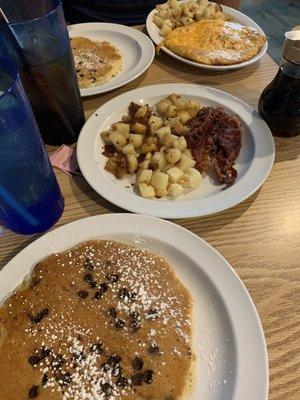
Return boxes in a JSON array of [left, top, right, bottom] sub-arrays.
[[0, 0, 85, 146], [0, 57, 64, 235]]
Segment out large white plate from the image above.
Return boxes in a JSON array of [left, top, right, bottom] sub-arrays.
[[146, 1, 268, 70], [0, 214, 268, 400], [68, 23, 155, 96], [77, 84, 275, 219]]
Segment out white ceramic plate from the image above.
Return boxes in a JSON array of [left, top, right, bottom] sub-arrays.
[[68, 23, 155, 96], [0, 214, 268, 400], [77, 84, 275, 219], [146, 1, 268, 70]]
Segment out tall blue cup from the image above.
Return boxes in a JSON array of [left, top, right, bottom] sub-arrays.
[[0, 57, 64, 235], [0, 0, 85, 146]]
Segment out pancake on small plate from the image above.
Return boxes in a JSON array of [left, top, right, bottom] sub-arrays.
[[71, 36, 123, 88], [161, 19, 267, 65]]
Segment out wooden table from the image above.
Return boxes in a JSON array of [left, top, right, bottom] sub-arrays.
[[1, 48, 299, 399]]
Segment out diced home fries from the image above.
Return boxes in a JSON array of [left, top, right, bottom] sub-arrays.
[[102, 94, 203, 199], [153, 0, 231, 38]]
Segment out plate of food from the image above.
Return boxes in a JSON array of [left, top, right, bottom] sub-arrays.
[[0, 213, 268, 400], [146, 0, 268, 70], [76, 83, 275, 219], [68, 23, 155, 96]]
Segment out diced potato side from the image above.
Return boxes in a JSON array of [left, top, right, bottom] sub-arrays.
[[139, 183, 155, 198], [155, 188, 168, 198], [173, 122, 186, 136], [101, 131, 111, 143], [137, 169, 153, 184], [151, 170, 169, 191], [167, 166, 184, 183], [180, 168, 202, 188], [126, 153, 138, 173], [145, 152, 153, 160], [182, 148, 193, 158], [115, 123, 130, 136], [141, 136, 158, 154], [156, 126, 172, 142], [139, 159, 150, 170], [135, 105, 148, 119], [161, 132, 174, 148], [156, 99, 172, 116], [153, 14, 164, 28], [121, 143, 136, 155], [129, 134, 144, 149], [151, 151, 167, 170], [169, 183, 184, 197], [178, 110, 191, 124], [165, 148, 181, 164], [131, 122, 147, 135], [177, 153, 196, 172], [165, 104, 178, 118], [109, 132, 127, 149]]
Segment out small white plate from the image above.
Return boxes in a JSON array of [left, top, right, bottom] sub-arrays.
[[0, 214, 268, 400], [76, 83, 275, 219], [68, 23, 155, 96], [146, 2, 268, 70]]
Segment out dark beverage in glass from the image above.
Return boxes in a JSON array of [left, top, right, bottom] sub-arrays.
[[258, 28, 300, 138], [0, 0, 85, 145], [0, 57, 64, 235]]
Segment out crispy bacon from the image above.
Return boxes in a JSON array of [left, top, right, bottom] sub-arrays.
[[186, 107, 242, 186]]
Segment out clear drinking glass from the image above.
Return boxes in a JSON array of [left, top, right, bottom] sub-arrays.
[[0, 57, 64, 235], [0, 0, 85, 145]]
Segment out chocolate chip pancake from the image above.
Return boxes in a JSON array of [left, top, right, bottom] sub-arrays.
[[0, 240, 194, 400], [71, 37, 123, 88]]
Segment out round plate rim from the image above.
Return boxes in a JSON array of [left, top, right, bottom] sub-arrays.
[[0, 214, 269, 400], [76, 83, 275, 219], [67, 22, 155, 96], [146, 2, 268, 70]]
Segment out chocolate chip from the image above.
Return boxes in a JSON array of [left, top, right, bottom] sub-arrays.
[[30, 308, 49, 324], [76, 69, 81, 72], [144, 369, 154, 384], [112, 365, 122, 377], [106, 274, 119, 283], [116, 376, 128, 387], [52, 354, 65, 368], [77, 290, 88, 299], [108, 307, 117, 318], [28, 355, 41, 366], [119, 288, 130, 300], [83, 273, 93, 283], [131, 373, 144, 386], [73, 351, 86, 362], [132, 356, 143, 371], [84, 258, 95, 270], [115, 318, 125, 330], [40, 347, 51, 359], [93, 291, 102, 299], [28, 385, 39, 398], [101, 382, 112, 395], [89, 281, 97, 289], [107, 355, 121, 366], [90, 342, 103, 354], [129, 311, 142, 332], [41, 374, 48, 386], [146, 308, 158, 320], [101, 362, 110, 373], [149, 343, 160, 355], [79, 74, 84, 77], [99, 282, 108, 292]]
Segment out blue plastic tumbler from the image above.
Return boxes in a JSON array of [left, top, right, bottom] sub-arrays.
[[0, 57, 64, 235]]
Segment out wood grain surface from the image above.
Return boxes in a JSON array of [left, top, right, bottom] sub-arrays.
[[0, 37, 299, 400]]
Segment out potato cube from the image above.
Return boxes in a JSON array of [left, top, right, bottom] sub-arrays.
[[165, 104, 178, 118], [109, 132, 127, 149], [148, 115, 163, 133], [139, 159, 150, 170], [151, 151, 167, 170], [177, 153, 196, 171], [138, 183, 155, 198], [155, 188, 168, 198], [178, 110, 191, 124], [151, 170, 169, 192], [160, 132, 174, 148], [131, 122, 147, 135], [173, 122, 187, 136], [145, 152, 153, 160], [169, 183, 184, 198], [137, 169, 153, 184], [173, 136, 187, 151], [167, 166, 184, 183], [182, 148, 193, 158], [126, 153, 138, 173], [115, 122, 130, 136], [129, 134, 144, 149], [165, 148, 181, 164], [121, 143, 135, 155], [101, 130, 111, 143], [156, 99, 172, 115], [156, 126, 172, 142], [135, 105, 148, 119], [153, 15, 165, 29], [141, 136, 158, 154], [181, 168, 202, 188], [168, 93, 180, 105]]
